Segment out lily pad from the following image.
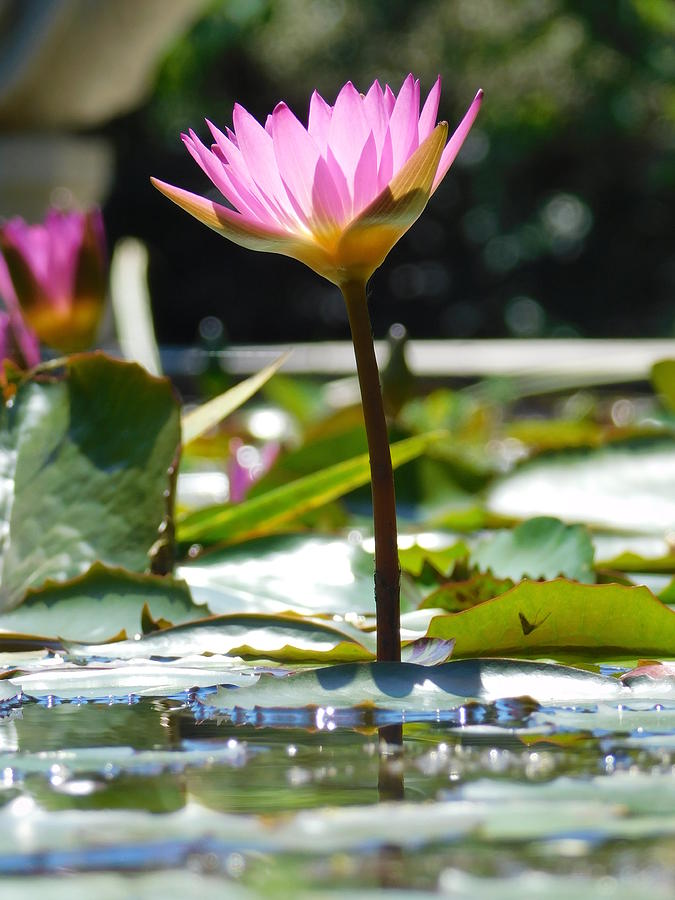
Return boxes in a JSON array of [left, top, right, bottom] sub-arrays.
[[651, 358, 675, 412], [420, 573, 514, 611], [426, 579, 675, 660], [399, 539, 469, 578], [0, 564, 206, 643], [210, 658, 626, 711], [594, 550, 675, 574], [487, 438, 675, 533], [8, 661, 258, 700], [471, 517, 595, 583], [179, 534, 378, 616], [71, 612, 379, 663], [0, 354, 180, 608]]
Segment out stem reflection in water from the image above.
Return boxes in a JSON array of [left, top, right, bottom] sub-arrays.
[[377, 723, 405, 888]]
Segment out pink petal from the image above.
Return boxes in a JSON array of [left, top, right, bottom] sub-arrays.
[[151, 177, 294, 252], [202, 124, 255, 194], [43, 211, 84, 304], [3, 219, 50, 292], [0, 254, 39, 367], [230, 106, 302, 226], [337, 123, 448, 283], [377, 130, 394, 192], [363, 79, 390, 160], [327, 82, 371, 200], [312, 156, 347, 227], [431, 89, 484, 194], [418, 76, 441, 142], [389, 74, 420, 172], [183, 131, 235, 200], [207, 118, 296, 229], [308, 90, 333, 152], [0, 248, 19, 311], [352, 133, 378, 216], [324, 147, 352, 223], [184, 131, 274, 228], [271, 102, 318, 220], [383, 84, 396, 117], [152, 177, 336, 281]]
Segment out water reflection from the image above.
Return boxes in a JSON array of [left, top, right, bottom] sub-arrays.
[[377, 723, 405, 888], [377, 723, 404, 802], [0, 696, 673, 890]]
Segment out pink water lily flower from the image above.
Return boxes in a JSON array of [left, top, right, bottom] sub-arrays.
[[0, 209, 107, 353], [152, 75, 482, 286]]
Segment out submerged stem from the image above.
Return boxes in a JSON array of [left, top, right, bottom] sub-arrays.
[[341, 279, 400, 662]]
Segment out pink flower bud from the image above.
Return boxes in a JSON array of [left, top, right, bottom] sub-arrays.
[[0, 208, 107, 353]]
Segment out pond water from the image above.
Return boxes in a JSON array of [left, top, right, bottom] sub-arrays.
[[1, 686, 673, 897]]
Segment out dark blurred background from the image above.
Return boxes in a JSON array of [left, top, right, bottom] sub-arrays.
[[7, 0, 675, 345]]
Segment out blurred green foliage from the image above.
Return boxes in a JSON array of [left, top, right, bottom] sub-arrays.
[[109, 0, 674, 341]]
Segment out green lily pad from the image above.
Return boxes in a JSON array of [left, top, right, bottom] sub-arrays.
[[440, 869, 673, 900], [8, 661, 258, 700], [595, 550, 675, 574], [0, 354, 180, 608], [660, 577, 675, 603], [651, 359, 675, 412], [420, 573, 514, 612], [487, 438, 675, 533], [0, 564, 207, 643], [180, 533, 423, 616], [71, 612, 379, 663], [426, 579, 675, 660], [179, 534, 378, 616], [0, 874, 253, 900], [471, 517, 595, 583], [211, 658, 626, 710], [399, 539, 469, 578]]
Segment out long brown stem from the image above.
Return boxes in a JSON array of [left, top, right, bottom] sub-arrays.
[[341, 279, 400, 662]]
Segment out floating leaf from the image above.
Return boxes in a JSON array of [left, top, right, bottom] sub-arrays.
[[440, 870, 675, 900], [505, 417, 608, 451], [178, 431, 445, 546], [420, 574, 514, 612], [399, 540, 469, 578], [0, 564, 206, 643], [0, 354, 180, 608], [179, 534, 379, 616], [71, 613, 379, 663], [211, 658, 626, 711], [595, 550, 675, 574], [426, 579, 675, 661], [488, 438, 675, 533], [651, 359, 675, 412], [471, 517, 595, 583], [0, 873, 257, 900], [9, 661, 259, 700], [621, 660, 675, 685], [660, 577, 675, 603]]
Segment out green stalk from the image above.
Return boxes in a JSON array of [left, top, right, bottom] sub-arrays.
[[341, 279, 400, 662]]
